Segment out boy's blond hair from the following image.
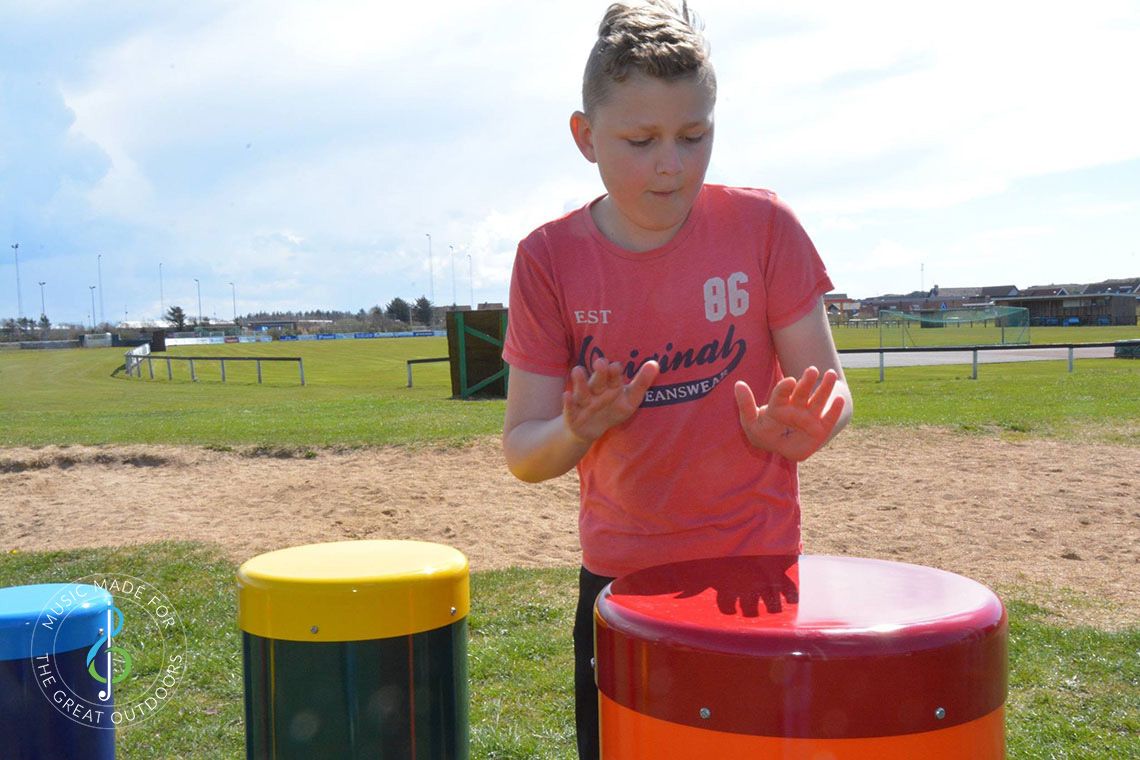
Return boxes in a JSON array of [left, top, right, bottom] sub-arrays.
[[582, 0, 716, 115]]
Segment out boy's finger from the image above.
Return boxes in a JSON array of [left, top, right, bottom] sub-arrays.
[[627, 360, 660, 393], [807, 369, 838, 414], [819, 395, 846, 433], [789, 366, 819, 407], [768, 375, 797, 406], [588, 361, 617, 394], [569, 365, 591, 404], [733, 381, 759, 425], [606, 360, 624, 388]]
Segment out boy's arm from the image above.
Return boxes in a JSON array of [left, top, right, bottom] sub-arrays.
[[734, 298, 853, 460], [503, 359, 660, 483]]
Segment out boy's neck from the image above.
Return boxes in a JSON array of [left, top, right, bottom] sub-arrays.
[[590, 190, 702, 253]]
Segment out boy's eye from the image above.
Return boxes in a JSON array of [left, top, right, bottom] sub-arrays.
[[626, 138, 653, 148], [683, 133, 706, 144]]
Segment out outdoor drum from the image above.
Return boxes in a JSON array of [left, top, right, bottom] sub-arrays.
[[595, 554, 1007, 759], [238, 540, 470, 759]]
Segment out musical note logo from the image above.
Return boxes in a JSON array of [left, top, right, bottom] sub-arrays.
[[86, 604, 132, 701]]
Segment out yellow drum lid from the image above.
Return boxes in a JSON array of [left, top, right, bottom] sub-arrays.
[[237, 540, 469, 642]]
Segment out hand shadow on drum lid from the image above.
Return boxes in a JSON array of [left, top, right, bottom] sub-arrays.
[[615, 555, 800, 617]]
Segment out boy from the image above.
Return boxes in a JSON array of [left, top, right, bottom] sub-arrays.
[[501, 2, 852, 757]]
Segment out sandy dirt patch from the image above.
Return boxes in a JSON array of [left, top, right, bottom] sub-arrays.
[[1, 428, 1136, 628]]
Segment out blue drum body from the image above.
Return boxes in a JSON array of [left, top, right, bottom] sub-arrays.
[[0, 583, 117, 760]]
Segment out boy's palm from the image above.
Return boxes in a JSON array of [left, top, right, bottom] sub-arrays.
[[734, 367, 844, 461], [564, 359, 660, 443]]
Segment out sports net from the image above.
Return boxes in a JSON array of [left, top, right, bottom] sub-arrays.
[[878, 306, 1030, 348]]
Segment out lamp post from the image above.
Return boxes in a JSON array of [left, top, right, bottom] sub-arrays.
[[89, 286, 97, 330], [38, 281, 46, 322], [11, 243, 22, 325], [228, 281, 237, 324], [426, 233, 434, 303], [159, 262, 165, 321], [467, 253, 474, 309], [448, 245, 456, 306], [194, 278, 202, 326]]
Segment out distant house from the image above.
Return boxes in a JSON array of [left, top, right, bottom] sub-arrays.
[[247, 319, 298, 332], [928, 286, 981, 301], [1021, 284, 1078, 297], [981, 285, 1019, 299], [823, 292, 860, 322], [1084, 278, 1140, 295]]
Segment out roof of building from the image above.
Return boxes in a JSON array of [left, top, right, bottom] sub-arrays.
[[1084, 277, 1140, 294]]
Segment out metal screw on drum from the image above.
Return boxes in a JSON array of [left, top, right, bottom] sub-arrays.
[[699, 708, 711, 720], [310, 625, 319, 634], [934, 707, 946, 720], [450, 607, 457, 616]]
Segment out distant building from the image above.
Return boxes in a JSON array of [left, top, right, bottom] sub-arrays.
[[995, 293, 1136, 326], [1084, 277, 1140, 295], [1020, 284, 1075, 297], [248, 319, 298, 332], [823, 292, 860, 322]]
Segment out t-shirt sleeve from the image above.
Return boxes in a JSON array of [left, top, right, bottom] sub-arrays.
[[763, 195, 834, 329], [501, 240, 573, 377]]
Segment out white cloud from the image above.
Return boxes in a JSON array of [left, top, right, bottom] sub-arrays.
[[3, 0, 1138, 323]]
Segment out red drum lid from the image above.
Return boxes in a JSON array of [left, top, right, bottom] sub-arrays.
[[594, 555, 1007, 739]]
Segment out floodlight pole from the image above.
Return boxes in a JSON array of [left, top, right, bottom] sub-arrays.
[[159, 262, 165, 321], [194, 278, 202, 325], [89, 286, 97, 330], [229, 281, 237, 323], [38, 281, 46, 321]]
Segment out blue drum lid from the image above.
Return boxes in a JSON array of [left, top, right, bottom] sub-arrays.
[[0, 583, 114, 660]]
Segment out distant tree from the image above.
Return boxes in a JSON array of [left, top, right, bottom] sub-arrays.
[[165, 305, 187, 330], [385, 297, 411, 324], [413, 296, 433, 326], [38, 314, 50, 331]]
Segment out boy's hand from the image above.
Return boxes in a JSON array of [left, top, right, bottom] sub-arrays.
[[563, 358, 660, 444], [734, 366, 845, 461]]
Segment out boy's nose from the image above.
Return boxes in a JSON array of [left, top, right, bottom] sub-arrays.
[[655, 143, 683, 176]]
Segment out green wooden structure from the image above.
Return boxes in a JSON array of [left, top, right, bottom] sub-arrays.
[[445, 309, 509, 399]]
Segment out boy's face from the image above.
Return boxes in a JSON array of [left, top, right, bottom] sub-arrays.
[[571, 73, 714, 251]]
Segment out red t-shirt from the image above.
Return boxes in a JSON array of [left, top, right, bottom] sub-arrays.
[[503, 184, 833, 577]]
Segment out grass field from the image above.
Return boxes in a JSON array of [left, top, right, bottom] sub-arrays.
[[2, 333, 1138, 447], [833, 322, 1139, 350], [1, 332, 1138, 757], [0, 544, 1135, 759]]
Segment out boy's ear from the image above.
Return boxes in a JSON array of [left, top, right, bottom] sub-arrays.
[[570, 111, 597, 163]]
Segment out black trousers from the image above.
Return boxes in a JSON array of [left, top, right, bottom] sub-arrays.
[[574, 566, 617, 760]]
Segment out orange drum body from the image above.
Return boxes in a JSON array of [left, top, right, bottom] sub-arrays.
[[595, 555, 1006, 759]]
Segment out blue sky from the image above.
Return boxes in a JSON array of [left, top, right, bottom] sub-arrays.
[[2, 0, 1138, 326]]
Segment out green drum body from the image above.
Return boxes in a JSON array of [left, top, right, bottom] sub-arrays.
[[238, 540, 469, 759]]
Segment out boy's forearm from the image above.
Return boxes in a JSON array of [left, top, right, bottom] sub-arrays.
[[824, 378, 853, 446], [503, 415, 593, 483]]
